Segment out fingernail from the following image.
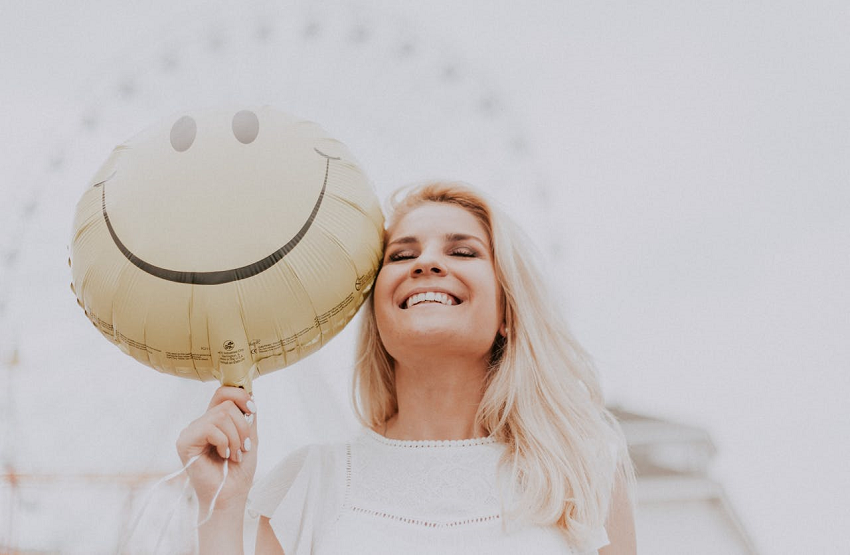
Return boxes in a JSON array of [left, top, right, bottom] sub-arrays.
[[225, 447, 231, 459], [246, 400, 257, 414], [236, 449, 243, 463], [244, 437, 252, 452], [245, 413, 255, 425]]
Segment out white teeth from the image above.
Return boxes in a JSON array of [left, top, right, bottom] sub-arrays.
[[404, 291, 455, 308]]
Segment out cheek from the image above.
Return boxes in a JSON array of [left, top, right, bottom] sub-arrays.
[[372, 269, 397, 326], [373, 267, 394, 304], [486, 277, 505, 328]]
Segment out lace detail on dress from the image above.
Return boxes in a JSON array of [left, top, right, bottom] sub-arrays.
[[345, 430, 504, 527], [362, 428, 498, 448], [350, 506, 500, 528]]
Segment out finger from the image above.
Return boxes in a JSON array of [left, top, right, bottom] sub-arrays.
[[177, 418, 223, 463], [244, 408, 258, 454], [204, 427, 231, 460], [221, 401, 253, 454], [208, 385, 256, 417], [248, 406, 257, 436], [210, 406, 244, 462]]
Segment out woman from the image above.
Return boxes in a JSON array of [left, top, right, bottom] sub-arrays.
[[177, 182, 637, 554]]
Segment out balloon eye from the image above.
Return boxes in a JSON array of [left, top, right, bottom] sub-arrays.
[[170, 116, 197, 152], [232, 110, 260, 144]]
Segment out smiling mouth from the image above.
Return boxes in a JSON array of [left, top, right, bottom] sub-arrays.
[[96, 147, 339, 285], [401, 292, 461, 309]]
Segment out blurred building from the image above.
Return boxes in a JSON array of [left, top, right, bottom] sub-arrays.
[[613, 408, 759, 554]]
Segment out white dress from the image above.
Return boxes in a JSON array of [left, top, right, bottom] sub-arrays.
[[247, 428, 609, 555]]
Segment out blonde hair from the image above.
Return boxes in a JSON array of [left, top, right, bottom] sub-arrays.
[[352, 181, 634, 547]]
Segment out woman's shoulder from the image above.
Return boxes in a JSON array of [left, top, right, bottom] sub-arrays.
[[246, 439, 351, 555], [247, 439, 349, 519], [270, 440, 347, 471]]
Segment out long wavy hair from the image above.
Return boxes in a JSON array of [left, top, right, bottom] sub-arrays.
[[352, 181, 634, 547]]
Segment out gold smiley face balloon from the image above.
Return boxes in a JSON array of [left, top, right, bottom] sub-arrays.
[[70, 107, 384, 392]]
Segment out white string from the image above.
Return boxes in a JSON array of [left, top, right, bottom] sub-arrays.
[[154, 476, 192, 554], [196, 457, 229, 527], [117, 454, 201, 554]]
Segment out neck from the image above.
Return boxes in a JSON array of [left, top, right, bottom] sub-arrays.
[[383, 354, 489, 441]]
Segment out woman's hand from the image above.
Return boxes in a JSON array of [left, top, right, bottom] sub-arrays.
[[176, 386, 258, 514]]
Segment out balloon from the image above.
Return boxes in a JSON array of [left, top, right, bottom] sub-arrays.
[[70, 107, 384, 392]]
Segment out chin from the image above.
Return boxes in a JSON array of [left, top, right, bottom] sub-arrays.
[[386, 326, 496, 361]]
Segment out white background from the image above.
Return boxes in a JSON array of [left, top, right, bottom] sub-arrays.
[[1, 1, 848, 554]]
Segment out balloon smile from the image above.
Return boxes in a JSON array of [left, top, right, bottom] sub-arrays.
[[97, 147, 338, 285]]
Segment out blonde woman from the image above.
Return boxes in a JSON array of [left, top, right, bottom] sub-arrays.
[[177, 182, 637, 554]]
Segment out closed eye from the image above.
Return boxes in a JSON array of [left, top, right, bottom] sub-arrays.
[[450, 247, 478, 257], [387, 247, 479, 262], [387, 250, 417, 262]]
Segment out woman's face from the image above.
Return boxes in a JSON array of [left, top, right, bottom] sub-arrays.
[[374, 202, 504, 364]]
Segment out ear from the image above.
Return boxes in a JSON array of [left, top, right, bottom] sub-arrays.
[[499, 321, 507, 338]]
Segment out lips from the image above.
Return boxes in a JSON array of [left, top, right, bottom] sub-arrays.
[[401, 290, 461, 309]]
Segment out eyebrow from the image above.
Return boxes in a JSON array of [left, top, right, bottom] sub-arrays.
[[445, 233, 488, 248], [386, 233, 489, 248]]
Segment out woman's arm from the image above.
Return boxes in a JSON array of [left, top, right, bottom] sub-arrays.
[[256, 517, 286, 555], [176, 386, 257, 554], [598, 470, 637, 555], [196, 504, 248, 554]]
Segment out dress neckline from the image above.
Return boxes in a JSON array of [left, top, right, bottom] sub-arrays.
[[362, 427, 499, 448]]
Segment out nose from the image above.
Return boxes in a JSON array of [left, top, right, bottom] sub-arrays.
[[410, 250, 447, 277]]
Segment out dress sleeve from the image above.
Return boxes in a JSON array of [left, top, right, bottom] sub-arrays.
[[584, 526, 610, 553], [581, 436, 623, 552], [247, 444, 345, 555]]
